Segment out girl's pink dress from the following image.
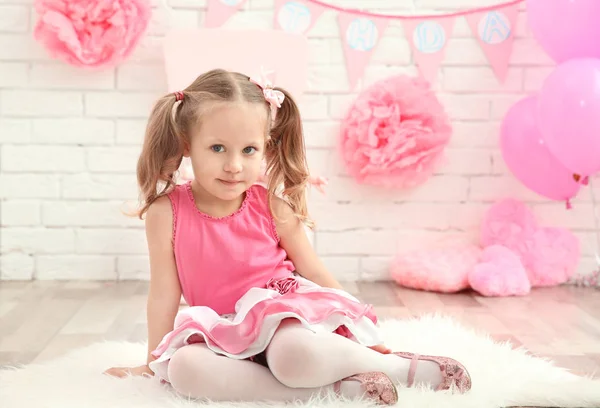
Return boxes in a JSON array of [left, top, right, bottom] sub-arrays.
[[148, 181, 382, 382]]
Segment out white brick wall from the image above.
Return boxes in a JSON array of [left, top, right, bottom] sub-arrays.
[[0, 0, 599, 284]]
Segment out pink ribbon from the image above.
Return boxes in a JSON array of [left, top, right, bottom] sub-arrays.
[[308, 175, 328, 194], [250, 68, 285, 110]]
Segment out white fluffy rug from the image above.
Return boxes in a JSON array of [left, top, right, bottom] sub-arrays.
[[2, 315, 599, 408]]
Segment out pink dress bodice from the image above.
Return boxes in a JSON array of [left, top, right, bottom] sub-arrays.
[[167, 182, 295, 315]]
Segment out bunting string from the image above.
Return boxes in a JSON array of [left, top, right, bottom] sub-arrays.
[[205, 0, 524, 89], [303, 0, 524, 20]]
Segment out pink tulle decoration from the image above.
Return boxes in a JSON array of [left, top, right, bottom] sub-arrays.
[[339, 75, 452, 189], [572, 269, 600, 287], [33, 0, 152, 68]]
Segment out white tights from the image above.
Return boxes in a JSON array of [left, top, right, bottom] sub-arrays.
[[167, 320, 442, 402]]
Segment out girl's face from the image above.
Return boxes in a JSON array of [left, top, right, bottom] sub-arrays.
[[186, 102, 268, 203]]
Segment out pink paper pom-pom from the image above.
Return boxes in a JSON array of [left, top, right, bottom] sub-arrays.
[[339, 75, 452, 189], [33, 0, 152, 68]]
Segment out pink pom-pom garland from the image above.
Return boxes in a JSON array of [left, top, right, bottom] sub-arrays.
[[33, 0, 152, 69], [339, 75, 452, 189]]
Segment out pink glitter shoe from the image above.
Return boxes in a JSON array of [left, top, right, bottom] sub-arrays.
[[333, 372, 398, 405], [394, 352, 471, 393]]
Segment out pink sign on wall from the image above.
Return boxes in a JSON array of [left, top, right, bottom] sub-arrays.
[[163, 29, 309, 100]]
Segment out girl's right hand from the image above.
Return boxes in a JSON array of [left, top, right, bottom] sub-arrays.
[[103, 364, 154, 378]]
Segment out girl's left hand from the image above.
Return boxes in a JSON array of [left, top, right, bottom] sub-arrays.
[[104, 365, 154, 378], [369, 344, 392, 354]]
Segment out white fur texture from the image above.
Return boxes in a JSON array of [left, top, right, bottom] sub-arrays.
[[1, 314, 599, 408]]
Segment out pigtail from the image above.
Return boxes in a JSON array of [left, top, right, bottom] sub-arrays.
[[135, 93, 185, 219], [265, 88, 314, 228]]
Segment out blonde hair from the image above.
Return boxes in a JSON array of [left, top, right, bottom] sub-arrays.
[[135, 68, 312, 227]]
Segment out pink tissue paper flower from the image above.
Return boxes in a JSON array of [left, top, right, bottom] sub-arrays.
[[34, 0, 152, 68], [339, 75, 452, 189]]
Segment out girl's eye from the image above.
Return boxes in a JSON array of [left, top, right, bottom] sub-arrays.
[[243, 146, 257, 155], [211, 145, 224, 153]]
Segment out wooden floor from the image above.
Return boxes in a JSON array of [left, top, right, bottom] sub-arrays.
[[1, 280, 599, 378]]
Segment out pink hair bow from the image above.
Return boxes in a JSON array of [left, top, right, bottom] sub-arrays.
[[250, 68, 285, 110]]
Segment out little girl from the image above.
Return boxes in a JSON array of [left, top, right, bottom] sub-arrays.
[[104, 68, 471, 404]]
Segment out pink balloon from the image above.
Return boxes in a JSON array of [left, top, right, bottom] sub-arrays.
[[500, 96, 581, 201], [538, 58, 600, 177], [527, 0, 600, 63]]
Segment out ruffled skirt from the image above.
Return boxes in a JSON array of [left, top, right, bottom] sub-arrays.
[[148, 275, 383, 382]]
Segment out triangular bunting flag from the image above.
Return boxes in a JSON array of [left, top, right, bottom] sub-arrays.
[[338, 12, 389, 90], [465, 3, 519, 82], [204, 0, 248, 28], [274, 0, 326, 34], [403, 17, 456, 84]]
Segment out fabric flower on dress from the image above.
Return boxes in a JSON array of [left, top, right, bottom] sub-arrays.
[[266, 276, 299, 295], [33, 0, 152, 68], [339, 75, 452, 189]]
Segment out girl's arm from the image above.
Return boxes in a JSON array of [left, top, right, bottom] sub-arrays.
[[273, 197, 344, 290], [145, 195, 183, 365], [272, 197, 391, 354], [104, 196, 182, 377]]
